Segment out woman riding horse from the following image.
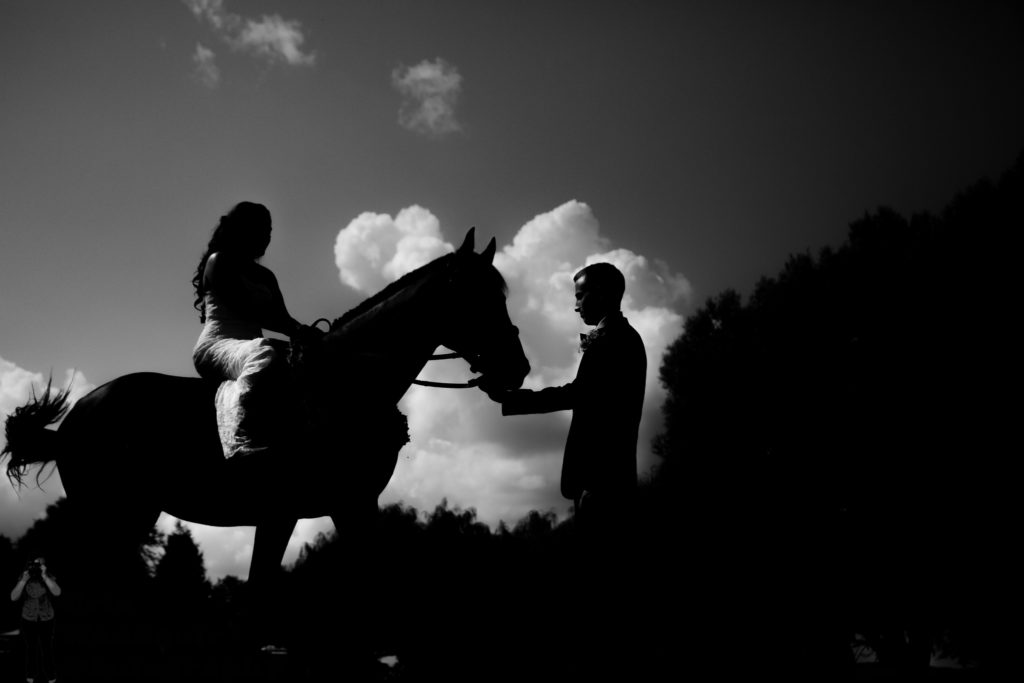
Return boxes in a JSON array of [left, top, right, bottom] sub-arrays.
[[191, 201, 320, 458]]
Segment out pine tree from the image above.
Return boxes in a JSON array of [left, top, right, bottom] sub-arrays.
[[153, 521, 209, 610]]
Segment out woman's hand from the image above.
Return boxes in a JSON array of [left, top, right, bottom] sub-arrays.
[[293, 323, 325, 346]]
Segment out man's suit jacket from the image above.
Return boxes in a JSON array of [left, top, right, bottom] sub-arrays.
[[502, 312, 646, 500]]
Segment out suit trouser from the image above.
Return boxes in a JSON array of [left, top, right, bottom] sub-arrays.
[[570, 491, 638, 677]]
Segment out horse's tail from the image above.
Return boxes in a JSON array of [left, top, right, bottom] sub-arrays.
[[1, 376, 71, 488]]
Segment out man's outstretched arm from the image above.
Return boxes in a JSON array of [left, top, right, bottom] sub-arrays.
[[487, 383, 575, 415]]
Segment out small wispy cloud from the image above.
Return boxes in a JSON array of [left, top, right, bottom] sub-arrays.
[[233, 16, 315, 66], [182, 0, 315, 69], [392, 58, 463, 136], [183, 0, 228, 29], [192, 43, 220, 88]]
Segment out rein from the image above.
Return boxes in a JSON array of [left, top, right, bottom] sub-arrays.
[[312, 318, 479, 389], [412, 352, 479, 389], [412, 377, 480, 389], [426, 352, 461, 361]]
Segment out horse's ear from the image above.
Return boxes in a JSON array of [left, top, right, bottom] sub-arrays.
[[458, 228, 476, 256], [481, 237, 496, 263]]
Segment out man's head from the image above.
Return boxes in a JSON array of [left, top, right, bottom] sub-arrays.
[[573, 262, 625, 326]]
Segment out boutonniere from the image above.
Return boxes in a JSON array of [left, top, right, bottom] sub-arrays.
[[579, 327, 606, 353]]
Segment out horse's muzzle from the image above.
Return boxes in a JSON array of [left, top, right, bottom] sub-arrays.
[[475, 338, 530, 391]]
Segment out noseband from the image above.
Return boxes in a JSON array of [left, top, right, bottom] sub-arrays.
[[413, 323, 520, 389]]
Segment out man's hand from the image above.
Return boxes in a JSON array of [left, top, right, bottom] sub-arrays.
[[477, 377, 509, 404], [485, 388, 509, 404]]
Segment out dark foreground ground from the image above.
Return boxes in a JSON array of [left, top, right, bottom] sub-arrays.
[[0, 619, 991, 683], [0, 583, 995, 683]]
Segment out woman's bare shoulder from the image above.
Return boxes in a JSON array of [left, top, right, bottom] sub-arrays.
[[205, 253, 278, 291], [205, 251, 236, 269], [204, 251, 243, 278], [203, 251, 234, 289]]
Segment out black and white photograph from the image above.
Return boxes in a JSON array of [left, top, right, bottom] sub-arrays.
[[2, 1, 1019, 680]]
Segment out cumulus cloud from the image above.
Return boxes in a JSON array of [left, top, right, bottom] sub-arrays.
[[183, 0, 315, 69], [392, 59, 463, 136], [192, 43, 220, 88], [1, 356, 93, 539], [336, 200, 692, 527], [334, 205, 453, 294]]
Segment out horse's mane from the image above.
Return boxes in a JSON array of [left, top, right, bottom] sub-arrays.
[[330, 251, 508, 331], [331, 253, 455, 330]]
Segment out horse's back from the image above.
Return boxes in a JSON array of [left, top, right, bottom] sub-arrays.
[[60, 372, 219, 459], [83, 371, 214, 401], [65, 371, 212, 426]]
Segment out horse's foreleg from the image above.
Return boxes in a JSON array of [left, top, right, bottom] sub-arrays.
[[247, 517, 296, 647], [324, 501, 380, 670]]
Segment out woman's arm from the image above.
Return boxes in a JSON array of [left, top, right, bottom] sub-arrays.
[[204, 254, 301, 335], [258, 267, 303, 337], [10, 572, 28, 602], [41, 568, 61, 597]]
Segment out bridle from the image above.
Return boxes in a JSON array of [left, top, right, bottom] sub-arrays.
[[413, 321, 521, 389], [412, 318, 519, 388]]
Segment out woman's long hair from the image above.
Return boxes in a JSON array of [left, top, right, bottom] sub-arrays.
[[192, 202, 271, 322]]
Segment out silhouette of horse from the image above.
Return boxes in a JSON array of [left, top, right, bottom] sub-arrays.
[[2, 229, 529, 638]]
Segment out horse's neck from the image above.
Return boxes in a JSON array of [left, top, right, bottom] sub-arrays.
[[327, 283, 442, 402]]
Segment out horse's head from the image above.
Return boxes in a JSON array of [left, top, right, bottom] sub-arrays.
[[438, 229, 530, 392]]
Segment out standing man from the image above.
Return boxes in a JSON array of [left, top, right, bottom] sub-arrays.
[[485, 261, 646, 675], [488, 262, 646, 527]]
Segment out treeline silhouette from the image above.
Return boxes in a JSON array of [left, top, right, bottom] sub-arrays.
[[648, 151, 1020, 674], [1, 497, 584, 681], [1, 499, 233, 681], [283, 499, 580, 679]]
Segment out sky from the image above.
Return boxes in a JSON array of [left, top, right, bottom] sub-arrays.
[[2, 0, 1022, 580]]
